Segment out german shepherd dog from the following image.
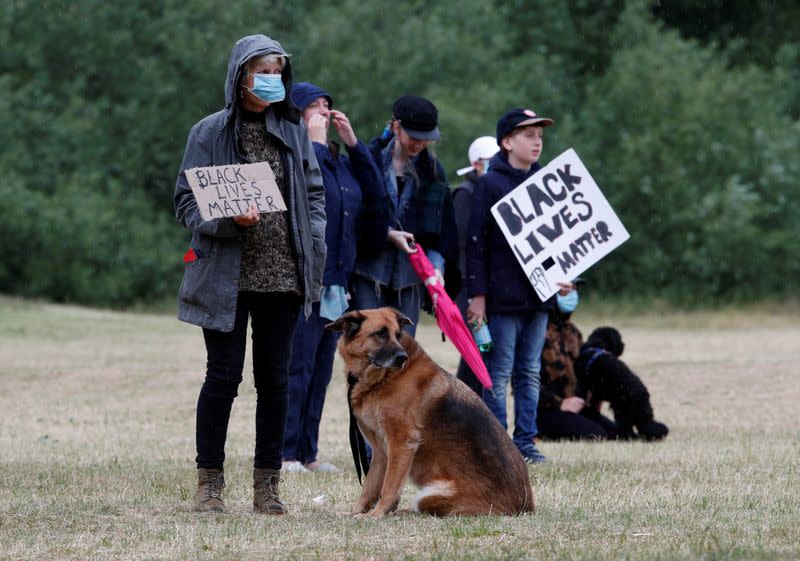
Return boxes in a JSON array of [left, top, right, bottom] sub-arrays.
[[326, 307, 534, 518]]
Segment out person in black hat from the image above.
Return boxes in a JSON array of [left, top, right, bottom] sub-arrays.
[[350, 95, 458, 336], [466, 107, 574, 464]]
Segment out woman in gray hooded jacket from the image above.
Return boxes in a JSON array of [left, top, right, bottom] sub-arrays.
[[174, 34, 326, 515]]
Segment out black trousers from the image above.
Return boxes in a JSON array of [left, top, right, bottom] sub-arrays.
[[537, 408, 618, 441], [196, 291, 301, 470]]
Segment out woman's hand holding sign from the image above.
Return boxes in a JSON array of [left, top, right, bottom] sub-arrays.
[[233, 203, 260, 227]]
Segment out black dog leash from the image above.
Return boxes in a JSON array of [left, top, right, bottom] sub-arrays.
[[347, 373, 371, 485]]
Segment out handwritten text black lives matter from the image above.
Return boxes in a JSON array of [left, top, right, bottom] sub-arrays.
[[186, 162, 286, 221], [491, 149, 629, 300]]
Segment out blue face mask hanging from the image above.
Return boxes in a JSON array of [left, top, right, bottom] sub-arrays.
[[245, 72, 285, 103], [556, 290, 579, 314]]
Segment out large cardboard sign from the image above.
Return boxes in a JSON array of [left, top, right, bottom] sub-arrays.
[[490, 149, 629, 301], [185, 162, 286, 221]]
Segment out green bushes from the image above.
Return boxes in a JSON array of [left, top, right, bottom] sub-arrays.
[[0, 1, 796, 306], [575, 5, 800, 301]]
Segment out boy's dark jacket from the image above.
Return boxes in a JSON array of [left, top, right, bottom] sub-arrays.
[[467, 152, 554, 314]]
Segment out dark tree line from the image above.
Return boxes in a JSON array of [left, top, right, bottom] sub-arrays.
[[1, 0, 797, 306]]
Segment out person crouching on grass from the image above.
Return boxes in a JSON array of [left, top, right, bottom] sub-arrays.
[[466, 108, 574, 464]]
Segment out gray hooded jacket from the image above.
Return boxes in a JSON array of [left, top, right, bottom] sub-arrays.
[[174, 35, 326, 331]]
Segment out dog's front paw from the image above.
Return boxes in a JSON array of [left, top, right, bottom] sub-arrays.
[[350, 503, 369, 516], [354, 509, 387, 520]]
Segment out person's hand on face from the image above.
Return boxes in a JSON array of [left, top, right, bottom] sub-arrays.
[[331, 110, 357, 147], [233, 203, 260, 227], [556, 281, 574, 296], [306, 113, 329, 145]]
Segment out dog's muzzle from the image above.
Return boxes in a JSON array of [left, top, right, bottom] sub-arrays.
[[369, 349, 408, 370]]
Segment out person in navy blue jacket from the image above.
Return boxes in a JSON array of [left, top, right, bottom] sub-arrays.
[[466, 108, 574, 464], [282, 82, 387, 473]]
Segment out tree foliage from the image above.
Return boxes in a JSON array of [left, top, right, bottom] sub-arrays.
[[0, 0, 796, 306]]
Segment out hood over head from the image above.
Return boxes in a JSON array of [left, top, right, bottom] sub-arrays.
[[291, 82, 333, 112], [223, 34, 301, 125]]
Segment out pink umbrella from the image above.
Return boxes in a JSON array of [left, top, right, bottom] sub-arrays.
[[408, 245, 492, 389]]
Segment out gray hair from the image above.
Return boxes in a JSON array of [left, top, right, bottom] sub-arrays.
[[245, 54, 286, 71]]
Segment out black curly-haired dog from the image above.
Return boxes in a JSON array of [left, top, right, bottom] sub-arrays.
[[574, 327, 668, 441]]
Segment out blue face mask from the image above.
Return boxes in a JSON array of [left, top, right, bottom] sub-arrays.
[[556, 290, 579, 314], [245, 72, 285, 103]]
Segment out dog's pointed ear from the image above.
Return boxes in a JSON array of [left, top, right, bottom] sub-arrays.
[[325, 311, 366, 339], [393, 309, 414, 328]]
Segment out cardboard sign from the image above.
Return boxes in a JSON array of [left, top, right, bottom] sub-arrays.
[[185, 162, 286, 221], [490, 149, 629, 301]]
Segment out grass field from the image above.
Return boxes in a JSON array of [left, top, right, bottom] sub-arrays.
[[1, 295, 798, 561]]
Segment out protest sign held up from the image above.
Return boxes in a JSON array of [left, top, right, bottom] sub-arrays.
[[491, 149, 629, 301], [185, 162, 286, 221]]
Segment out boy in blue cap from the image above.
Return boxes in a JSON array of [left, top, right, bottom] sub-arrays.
[[467, 108, 574, 464]]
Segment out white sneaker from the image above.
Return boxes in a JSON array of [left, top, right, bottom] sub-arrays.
[[281, 460, 310, 473], [304, 461, 339, 473]]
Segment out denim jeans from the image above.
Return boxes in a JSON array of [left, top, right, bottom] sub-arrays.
[[282, 301, 340, 464], [196, 291, 301, 470], [481, 311, 548, 457], [350, 275, 421, 337]]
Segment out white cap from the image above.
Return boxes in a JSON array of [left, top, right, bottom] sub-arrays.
[[456, 136, 500, 176]]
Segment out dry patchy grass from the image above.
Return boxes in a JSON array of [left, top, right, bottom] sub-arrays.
[[0, 296, 799, 561]]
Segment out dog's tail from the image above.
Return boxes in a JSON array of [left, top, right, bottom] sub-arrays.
[[521, 483, 536, 514]]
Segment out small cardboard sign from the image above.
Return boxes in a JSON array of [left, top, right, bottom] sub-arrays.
[[185, 162, 286, 221], [490, 148, 629, 301]]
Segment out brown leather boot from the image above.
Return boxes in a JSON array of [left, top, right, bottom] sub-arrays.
[[253, 468, 287, 515], [193, 468, 226, 513]]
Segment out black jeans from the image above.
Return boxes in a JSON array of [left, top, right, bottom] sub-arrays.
[[196, 291, 301, 470], [537, 408, 618, 441]]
